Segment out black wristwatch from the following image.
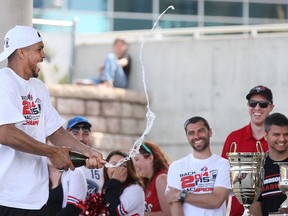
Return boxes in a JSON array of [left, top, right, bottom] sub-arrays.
[[180, 190, 187, 202]]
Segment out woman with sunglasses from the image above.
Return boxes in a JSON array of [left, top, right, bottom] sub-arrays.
[[133, 141, 171, 216], [102, 150, 145, 216]]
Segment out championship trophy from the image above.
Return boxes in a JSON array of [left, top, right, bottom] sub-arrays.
[[274, 162, 288, 213], [227, 141, 267, 216]]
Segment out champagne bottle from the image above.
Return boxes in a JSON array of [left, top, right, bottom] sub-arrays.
[[69, 151, 88, 168]]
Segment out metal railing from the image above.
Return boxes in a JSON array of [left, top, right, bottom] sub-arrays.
[[32, 18, 78, 84], [77, 23, 288, 44]]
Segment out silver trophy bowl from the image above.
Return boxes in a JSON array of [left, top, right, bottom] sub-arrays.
[[227, 142, 267, 216]]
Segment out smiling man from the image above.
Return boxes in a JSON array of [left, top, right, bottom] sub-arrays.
[[250, 113, 288, 216], [0, 25, 104, 216], [221, 85, 274, 216], [166, 116, 231, 216]]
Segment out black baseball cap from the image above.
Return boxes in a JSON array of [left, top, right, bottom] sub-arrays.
[[246, 85, 273, 103]]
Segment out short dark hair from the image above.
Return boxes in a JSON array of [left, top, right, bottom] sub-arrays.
[[184, 116, 210, 133], [113, 38, 127, 46], [264, 113, 288, 132]]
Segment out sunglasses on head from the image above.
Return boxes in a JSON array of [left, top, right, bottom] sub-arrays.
[[248, 100, 271, 108]]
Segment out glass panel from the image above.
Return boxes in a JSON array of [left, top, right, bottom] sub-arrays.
[[68, 0, 107, 11], [114, 0, 152, 13], [33, 0, 56, 8], [205, 1, 243, 17], [160, 0, 198, 15], [159, 20, 197, 28], [250, 3, 287, 19], [114, 19, 153, 31], [205, 22, 241, 27]]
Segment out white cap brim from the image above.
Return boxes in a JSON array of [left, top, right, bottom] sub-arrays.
[[0, 49, 15, 62], [0, 25, 42, 62]]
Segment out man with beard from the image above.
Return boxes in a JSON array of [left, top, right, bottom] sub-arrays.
[[221, 85, 274, 216], [0, 25, 105, 216], [165, 116, 231, 216], [250, 113, 288, 216]]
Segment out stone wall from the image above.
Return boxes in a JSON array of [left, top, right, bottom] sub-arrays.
[[47, 84, 147, 157]]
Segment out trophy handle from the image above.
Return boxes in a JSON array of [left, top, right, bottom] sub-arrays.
[[256, 141, 264, 153], [229, 142, 237, 153]]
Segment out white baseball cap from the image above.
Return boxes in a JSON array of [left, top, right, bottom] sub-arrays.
[[0, 25, 42, 62]]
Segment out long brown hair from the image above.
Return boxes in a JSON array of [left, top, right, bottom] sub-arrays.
[[102, 150, 144, 194], [139, 141, 170, 187]]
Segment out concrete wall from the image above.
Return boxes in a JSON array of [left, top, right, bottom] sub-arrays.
[[0, 0, 33, 68], [47, 84, 147, 158], [74, 33, 288, 161]]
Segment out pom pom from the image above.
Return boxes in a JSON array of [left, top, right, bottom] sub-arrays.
[[80, 193, 109, 216]]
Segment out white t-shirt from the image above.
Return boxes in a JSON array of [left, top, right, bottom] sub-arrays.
[[167, 153, 231, 216], [0, 68, 65, 209], [79, 166, 104, 197], [117, 184, 145, 216], [61, 168, 87, 208]]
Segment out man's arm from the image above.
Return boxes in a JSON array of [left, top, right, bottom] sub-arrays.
[[0, 124, 73, 170], [250, 201, 262, 216], [166, 186, 230, 209], [170, 202, 184, 216]]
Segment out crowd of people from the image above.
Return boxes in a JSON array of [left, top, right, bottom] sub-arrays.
[[0, 25, 287, 216]]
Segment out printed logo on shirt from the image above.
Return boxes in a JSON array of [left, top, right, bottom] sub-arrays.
[[86, 179, 100, 197], [262, 174, 282, 197], [180, 166, 218, 192], [22, 93, 41, 125]]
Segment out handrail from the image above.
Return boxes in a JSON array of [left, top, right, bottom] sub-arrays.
[[32, 18, 75, 27], [77, 23, 288, 44]]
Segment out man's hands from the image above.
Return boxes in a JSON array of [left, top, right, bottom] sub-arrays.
[[48, 146, 75, 171], [85, 148, 106, 169], [48, 146, 106, 171], [48, 127, 106, 170]]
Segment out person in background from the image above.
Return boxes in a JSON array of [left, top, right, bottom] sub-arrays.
[[102, 150, 145, 216], [0, 25, 104, 216], [221, 85, 274, 216], [166, 116, 231, 216], [47, 156, 87, 216], [250, 113, 288, 216], [66, 116, 104, 197], [96, 38, 131, 88], [133, 141, 171, 216]]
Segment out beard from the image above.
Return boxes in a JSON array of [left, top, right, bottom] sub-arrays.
[[191, 139, 209, 152], [28, 60, 40, 78], [32, 69, 39, 78]]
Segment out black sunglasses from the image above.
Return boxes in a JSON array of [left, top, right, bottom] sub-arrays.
[[248, 100, 271, 108], [70, 126, 91, 135]]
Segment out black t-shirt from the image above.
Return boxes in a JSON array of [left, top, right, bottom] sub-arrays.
[[258, 155, 288, 216], [47, 184, 63, 216], [122, 54, 131, 79]]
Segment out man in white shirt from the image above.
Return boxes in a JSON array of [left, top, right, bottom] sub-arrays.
[[0, 25, 105, 215], [166, 116, 231, 216]]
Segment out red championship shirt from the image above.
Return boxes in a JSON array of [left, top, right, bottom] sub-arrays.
[[144, 170, 167, 212], [221, 123, 268, 216]]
